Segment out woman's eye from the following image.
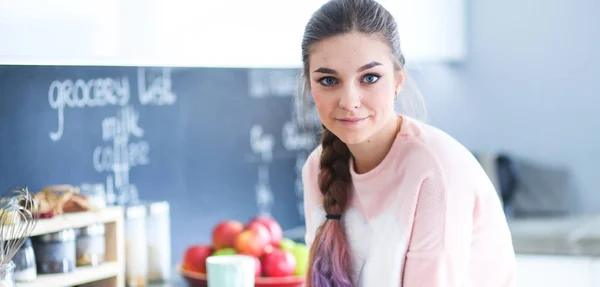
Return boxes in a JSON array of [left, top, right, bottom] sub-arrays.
[[318, 77, 338, 86], [362, 74, 381, 84]]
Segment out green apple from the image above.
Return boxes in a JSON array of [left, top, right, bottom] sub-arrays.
[[279, 238, 296, 252], [291, 243, 309, 276], [212, 247, 237, 256]]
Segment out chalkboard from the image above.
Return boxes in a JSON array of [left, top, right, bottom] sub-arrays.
[[0, 65, 319, 264]]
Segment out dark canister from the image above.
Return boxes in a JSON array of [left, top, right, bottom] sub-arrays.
[[31, 229, 76, 274]]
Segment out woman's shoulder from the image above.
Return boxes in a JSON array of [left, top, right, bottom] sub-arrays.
[[399, 116, 489, 190]]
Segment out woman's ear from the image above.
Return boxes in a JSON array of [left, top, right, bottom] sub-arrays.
[[394, 70, 405, 95]]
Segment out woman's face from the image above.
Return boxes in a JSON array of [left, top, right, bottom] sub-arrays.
[[308, 32, 402, 145]]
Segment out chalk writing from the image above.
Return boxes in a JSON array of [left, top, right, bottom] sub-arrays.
[[93, 140, 150, 172], [47, 68, 176, 205], [249, 123, 276, 215], [282, 121, 314, 151], [106, 175, 116, 206], [48, 77, 130, 141], [117, 184, 139, 206], [101, 105, 144, 141], [93, 105, 151, 204], [250, 125, 275, 163], [255, 165, 273, 217], [138, 67, 177, 105], [248, 69, 298, 98]]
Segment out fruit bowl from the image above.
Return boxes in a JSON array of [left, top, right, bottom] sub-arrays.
[[178, 264, 305, 287], [181, 216, 309, 287]]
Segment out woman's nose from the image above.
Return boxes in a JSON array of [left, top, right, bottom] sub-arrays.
[[338, 87, 361, 110]]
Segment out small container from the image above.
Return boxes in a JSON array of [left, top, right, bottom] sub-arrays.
[[76, 223, 106, 267], [31, 229, 76, 274], [0, 261, 16, 287], [12, 238, 36, 282], [125, 205, 148, 287], [146, 201, 171, 283]]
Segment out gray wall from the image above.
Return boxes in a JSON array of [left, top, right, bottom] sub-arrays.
[[408, 0, 600, 213]]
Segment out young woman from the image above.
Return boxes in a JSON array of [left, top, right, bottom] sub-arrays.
[[298, 0, 516, 286]]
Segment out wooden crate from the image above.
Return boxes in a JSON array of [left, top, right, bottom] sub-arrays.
[[17, 206, 125, 287]]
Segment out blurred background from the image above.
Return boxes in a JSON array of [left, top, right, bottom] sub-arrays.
[[0, 0, 598, 286]]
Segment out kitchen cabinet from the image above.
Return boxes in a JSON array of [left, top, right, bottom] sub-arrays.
[[0, 0, 466, 67]]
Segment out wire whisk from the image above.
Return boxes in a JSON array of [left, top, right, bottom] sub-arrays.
[[0, 186, 39, 265]]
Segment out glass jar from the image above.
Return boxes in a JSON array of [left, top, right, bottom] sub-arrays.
[[76, 223, 106, 267], [12, 238, 36, 282], [31, 229, 76, 274], [125, 205, 148, 287], [146, 201, 171, 283], [0, 261, 16, 287]]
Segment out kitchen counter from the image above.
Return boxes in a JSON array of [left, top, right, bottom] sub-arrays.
[[148, 268, 187, 287], [284, 214, 600, 257], [149, 281, 185, 287], [149, 281, 186, 287], [148, 280, 188, 287], [508, 214, 600, 256]]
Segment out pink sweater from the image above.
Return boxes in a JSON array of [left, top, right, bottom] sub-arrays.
[[302, 115, 516, 286]]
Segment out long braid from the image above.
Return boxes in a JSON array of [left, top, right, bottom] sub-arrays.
[[306, 127, 354, 287]]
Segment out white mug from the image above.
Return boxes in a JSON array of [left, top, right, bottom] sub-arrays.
[[206, 255, 255, 287]]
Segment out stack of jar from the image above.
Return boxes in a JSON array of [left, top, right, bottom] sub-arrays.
[[125, 201, 172, 287], [10, 201, 172, 287], [12, 224, 106, 283]]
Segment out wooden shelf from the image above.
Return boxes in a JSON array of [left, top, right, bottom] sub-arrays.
[[30, 207, 124, 238], [17, 261, 121, 287], [14, 206, 126, 287]]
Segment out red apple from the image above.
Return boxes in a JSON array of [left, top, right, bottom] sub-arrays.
[[182, 244, 213, 274], [248, 216, 283, 246], [261, 249, 297, 277], [234, 224, 270, 257], [212, 220, 244, 250]]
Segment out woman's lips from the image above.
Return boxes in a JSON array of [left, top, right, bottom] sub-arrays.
[[336, 117, 368, 126]]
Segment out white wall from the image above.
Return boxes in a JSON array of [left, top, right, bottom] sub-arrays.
[[0, 0, 466, 67], [410, 0, 600, 213]]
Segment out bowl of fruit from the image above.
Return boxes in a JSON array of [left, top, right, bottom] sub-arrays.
[[179, 216, 308, 287]]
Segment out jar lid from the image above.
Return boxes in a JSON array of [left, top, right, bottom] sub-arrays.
[[125, 205, 146, 219], [78, 223, 105, 237], [34, 228, 76, 243], [147, 201, 169, 214]]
